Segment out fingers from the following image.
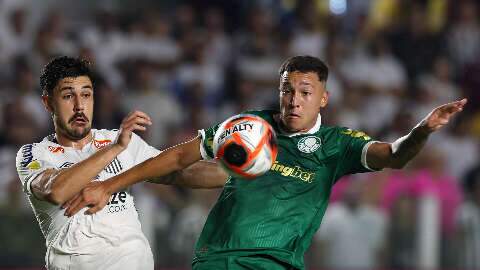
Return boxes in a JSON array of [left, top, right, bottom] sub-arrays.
[[124, 117, 152, 130], [131, 110, 151, 122], [64, 194, 88, 217], [130, 124, 147, 132], [120, 111, 153, 133], [438, 118, 449, 125], [450, 99, 466, 113], [437, 98, 468, 114], [85, 203, 106, 215], [122, 110, 152, 125], [423, 98, 467, 133], [62, 193, 80, 209], [446, 98, 467, 107], [458, 98, 468, 106]]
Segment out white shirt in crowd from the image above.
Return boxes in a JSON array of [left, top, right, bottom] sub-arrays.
[[456, 201, 480, 269], [316, 202, 388, 269]]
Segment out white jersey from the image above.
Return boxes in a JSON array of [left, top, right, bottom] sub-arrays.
[[15, 129, 160, 270]]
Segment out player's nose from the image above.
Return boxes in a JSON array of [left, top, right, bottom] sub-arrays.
[[73, 95, 84, 111], [289, 92, 300, 107]]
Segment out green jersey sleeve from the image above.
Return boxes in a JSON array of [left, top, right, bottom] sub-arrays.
[[336, 127, 379, 177], [198, 123, 221, 160]]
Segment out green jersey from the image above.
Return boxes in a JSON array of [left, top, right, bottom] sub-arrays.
[[194, 110, 378, 269]]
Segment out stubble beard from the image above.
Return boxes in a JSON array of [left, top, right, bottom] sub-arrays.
[[55, 116, 91, 140]]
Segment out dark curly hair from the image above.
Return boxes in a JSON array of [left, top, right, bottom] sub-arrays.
[[40, 56, 93, 96], [278, 55, 329, 83]]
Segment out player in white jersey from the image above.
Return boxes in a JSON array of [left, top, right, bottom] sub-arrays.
[[15, 56, 227, 270]]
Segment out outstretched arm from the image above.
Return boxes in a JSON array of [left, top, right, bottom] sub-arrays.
[[28, 111, 151, 205], [366, 98, 467, 170], [148, 160, 228, 189], [64, 136, 204, 216], [105, 136, 203, 193]]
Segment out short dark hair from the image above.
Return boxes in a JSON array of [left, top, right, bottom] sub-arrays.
[[40, 56, 93, 96], [278, 55, 329, 82]]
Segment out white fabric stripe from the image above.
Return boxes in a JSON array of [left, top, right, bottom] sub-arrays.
[[361, 141, 380, 171], [24, 173, 38, 196], [197, 129, 211, 160]]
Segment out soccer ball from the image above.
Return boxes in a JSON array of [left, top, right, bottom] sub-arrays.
[[213, 114, 278, 179]]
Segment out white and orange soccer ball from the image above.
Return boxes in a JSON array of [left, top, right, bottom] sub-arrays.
[[213, 114, 278, 179]]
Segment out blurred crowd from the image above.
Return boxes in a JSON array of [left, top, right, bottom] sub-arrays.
[[0, 0, 479, 269]]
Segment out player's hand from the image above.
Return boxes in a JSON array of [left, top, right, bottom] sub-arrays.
[[63, 181, 111, 217], [116, 110, 152, 150], [418, 98, 467, 133]]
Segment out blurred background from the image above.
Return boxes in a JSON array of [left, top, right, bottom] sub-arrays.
[[0, 0, 479, 269]]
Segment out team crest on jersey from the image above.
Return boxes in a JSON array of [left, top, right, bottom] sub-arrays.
[[48, 146, 65, 154], [27, 160, 41, 170], [297, 136, 321, 154], [93, 139, 112, 149]]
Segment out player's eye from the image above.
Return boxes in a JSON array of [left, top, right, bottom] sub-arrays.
[[82, 92, 92, 98], [302, 91, 311, 96], [62, 94, 73, 100]]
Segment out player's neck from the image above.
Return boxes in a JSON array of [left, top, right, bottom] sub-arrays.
[[281, 121, 310, 133], [275, 113, 322, 135], [55, 131, 93, 150]]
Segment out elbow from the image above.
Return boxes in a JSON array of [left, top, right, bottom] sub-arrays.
[[170, 147, 196, 172], [45, 186, 68, 205], [388, 158, 407, 169], [45, 192, 63, 205]]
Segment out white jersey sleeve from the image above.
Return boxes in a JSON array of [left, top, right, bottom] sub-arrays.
[[126, 132, 161, 164], [16, 143, 58, 197]]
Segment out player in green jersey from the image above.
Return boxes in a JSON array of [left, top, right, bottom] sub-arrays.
[[64, 55, 467, 269]]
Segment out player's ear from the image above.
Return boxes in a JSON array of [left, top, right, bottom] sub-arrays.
[[320, 90, 329, 109], [41, 94, 54, 114]]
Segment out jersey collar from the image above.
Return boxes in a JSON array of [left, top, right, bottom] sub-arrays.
[[43, 130, 97, 148], [276, 114, 322, 137]]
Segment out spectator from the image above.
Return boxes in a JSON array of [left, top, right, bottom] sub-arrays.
[[315, 180, 388, 269], [456, 161, 480, 269]]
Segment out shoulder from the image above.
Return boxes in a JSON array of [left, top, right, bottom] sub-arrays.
[[16, 144, 35, 168], [16, 141, 48, 163], [321, 126, 372, 141], [16, 142, 51, 172], [315, 126, 346, 146]]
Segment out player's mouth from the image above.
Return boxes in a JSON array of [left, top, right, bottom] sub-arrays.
[[69, 114, 89, 126], [286, 112, 301, 119]]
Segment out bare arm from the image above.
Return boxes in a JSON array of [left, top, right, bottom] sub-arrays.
[[32, 111, 151, 205], [63, 136, 204, 216], [104, 136, 203, 193], [33, 144, 125, 205], [366, 99, 467, 170], [148, 160, 228, 189]]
